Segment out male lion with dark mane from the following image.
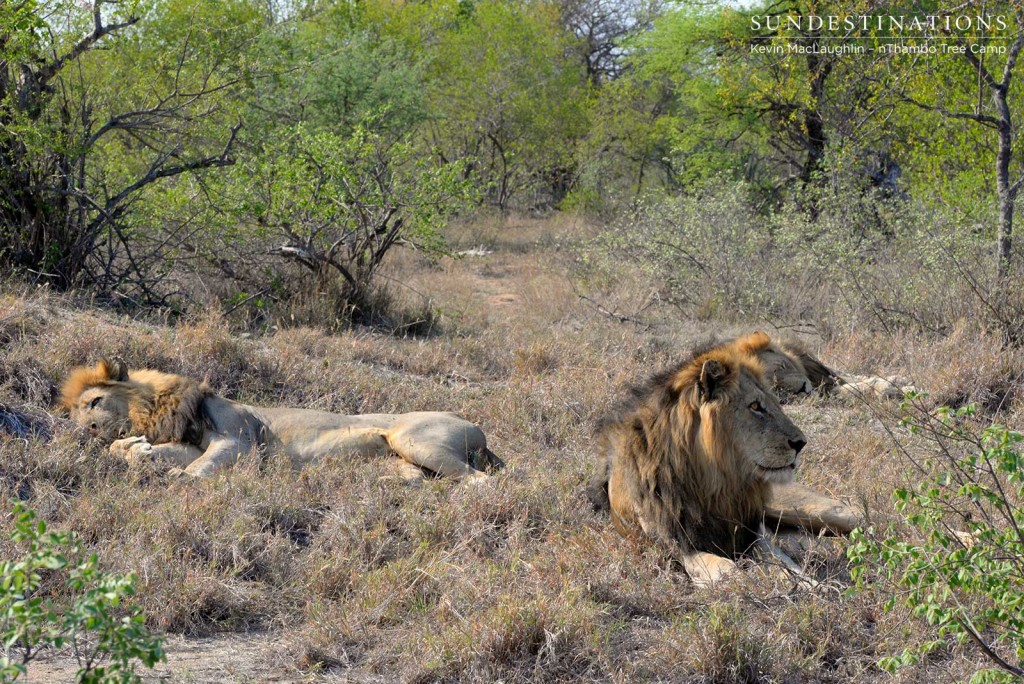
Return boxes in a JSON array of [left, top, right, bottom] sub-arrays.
[[62, 359, 501, 481], [588, 334, 859, 586]]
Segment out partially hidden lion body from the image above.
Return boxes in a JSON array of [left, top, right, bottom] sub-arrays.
[[745, 332, 916, 401], [593, 334, 821, 585], [62, 360, 500, 481]]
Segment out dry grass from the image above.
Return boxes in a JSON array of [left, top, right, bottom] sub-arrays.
[[1, 214, 1022, 682]]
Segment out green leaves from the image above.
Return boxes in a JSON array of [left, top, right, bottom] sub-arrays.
[[214, 120, 474, 317], [427, 0, 590, 209], [0, 502, 164, 683], [849, 407, 1024, 679]]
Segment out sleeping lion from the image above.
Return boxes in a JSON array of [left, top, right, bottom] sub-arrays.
[[588, 333, 862, 586], [62, 359, 501, 481], [738, 331, 917, 401]]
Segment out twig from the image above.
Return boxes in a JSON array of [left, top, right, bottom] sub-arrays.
[[221, 288, 272, 318], [956, 617, 1024, 677], [578, 295, 651, 329]]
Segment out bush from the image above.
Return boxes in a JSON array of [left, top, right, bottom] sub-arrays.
[[206, 123, 473, 328], [0, 502, 164, 683], [848, 403, 1024, 682], [583, 178, 1024, 341]]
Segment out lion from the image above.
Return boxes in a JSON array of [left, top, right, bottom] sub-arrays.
[[61, 359, 501, 481], [739, 331, 916, 401], [587, 332, 866, 535], [589, 334, 829, 586]]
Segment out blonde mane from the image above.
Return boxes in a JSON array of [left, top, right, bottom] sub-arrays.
[[61, 360, 212, 444]]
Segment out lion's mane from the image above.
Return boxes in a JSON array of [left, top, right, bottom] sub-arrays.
[[61, 360, 212, 444], [769, 337, 839, 394], [692, 331, 839, 395], [596, 336, 772, 558]]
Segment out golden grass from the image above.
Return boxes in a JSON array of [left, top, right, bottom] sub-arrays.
[[0, 215, 1022, 681]]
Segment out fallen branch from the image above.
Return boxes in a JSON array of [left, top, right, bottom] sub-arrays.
[[578, 295, 651, 329]]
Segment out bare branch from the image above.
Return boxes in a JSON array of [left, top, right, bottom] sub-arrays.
[[98, 122, 241, 223], [901, 94, 1000, 127], [31, 12, 139, 95], [957, 617, 1024, 677]]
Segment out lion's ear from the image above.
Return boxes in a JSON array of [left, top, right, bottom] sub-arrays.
[[737, 330, 772, 354], [100, 358, 130, 382], [698, 359, 730, 402]]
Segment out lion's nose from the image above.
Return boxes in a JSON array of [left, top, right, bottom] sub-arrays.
[[789, 438, 806, 454]]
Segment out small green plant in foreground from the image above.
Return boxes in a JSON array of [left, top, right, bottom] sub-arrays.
[[849, 403, 1024, 683], [0, 502, 164, 683]]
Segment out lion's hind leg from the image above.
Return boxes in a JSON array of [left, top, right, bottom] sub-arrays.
[[396, 460, 431, 483], [384, 412, 492, 482]]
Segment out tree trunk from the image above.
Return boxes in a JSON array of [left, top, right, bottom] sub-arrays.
[[800, 51, 831, 186], [995, 88, 1014, 281]]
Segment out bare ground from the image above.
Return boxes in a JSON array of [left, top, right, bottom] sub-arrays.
[[25, 634, 291, 683]]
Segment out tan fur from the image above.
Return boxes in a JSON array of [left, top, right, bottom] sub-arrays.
[[63, 362, 212, 444], [588, 332, 867, 554], [598, 334, 808, 585], [62, 360, 500, 481], [750, 333, 916, 400]]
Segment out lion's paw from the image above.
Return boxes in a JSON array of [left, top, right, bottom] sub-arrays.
[[167, 467, 193, 481], [110, 436, 152, 462], [462, 471, 493, 486], [685, 553, 738, 588], [790, 570, 820, 591]]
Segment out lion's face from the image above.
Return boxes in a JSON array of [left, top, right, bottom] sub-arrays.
[[71, 386, 132, 441], [730, 369, 805, 483], [61, 359, 133, 442], [696, 358, 806, 484], [757, 348, 813, 396]]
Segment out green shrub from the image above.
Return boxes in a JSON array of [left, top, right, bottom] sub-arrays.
[[584, 178, 1021, 339], [849, 403, 1024, 682], [208, 122, 474, 329], [0, 502, 164, 683]]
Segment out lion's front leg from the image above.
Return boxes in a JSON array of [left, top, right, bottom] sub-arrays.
[[765, 481, 863, 535], [182, 436, 247, 478], [110, 437, 203, 468]]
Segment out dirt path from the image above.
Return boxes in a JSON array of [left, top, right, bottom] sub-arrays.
[[24, 633, 295, 683]]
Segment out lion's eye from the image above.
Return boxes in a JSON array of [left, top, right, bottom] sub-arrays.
[[749, 401, 765, 414]]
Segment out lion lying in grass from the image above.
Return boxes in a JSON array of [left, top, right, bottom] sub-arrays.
[[61, 359, 501, 481], [741, 331, 916, 401], [587, 333, 862, 586]]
